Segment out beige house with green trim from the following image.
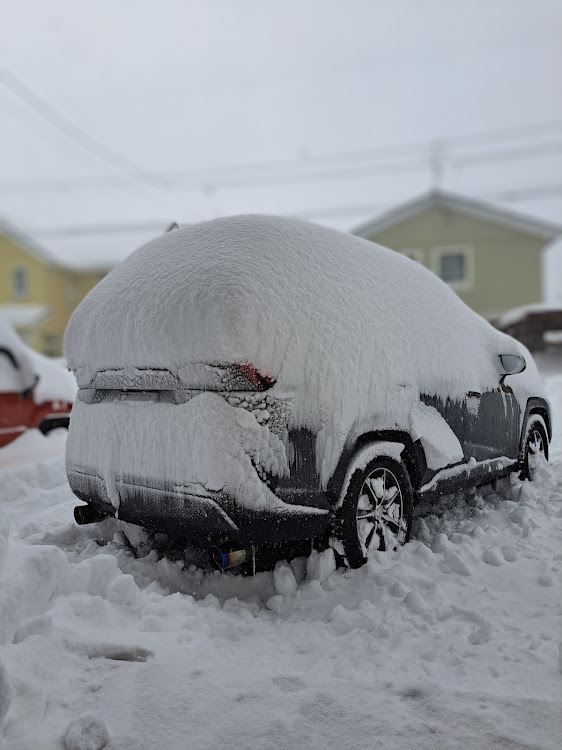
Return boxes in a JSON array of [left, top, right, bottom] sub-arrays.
[[0, 221, 110, 357], [353, 191, 561, 322]]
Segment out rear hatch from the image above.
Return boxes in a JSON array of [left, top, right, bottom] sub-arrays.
[[67, 364, 291, 513]]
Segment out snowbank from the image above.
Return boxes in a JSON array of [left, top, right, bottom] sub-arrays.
[[65, 216, 540, 486], [0, 448, 561, 748]]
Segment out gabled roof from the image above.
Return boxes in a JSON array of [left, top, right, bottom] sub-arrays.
[[0, 219, 62, 267], [352, 190, 562, 242], [0, 304, 51, 328]]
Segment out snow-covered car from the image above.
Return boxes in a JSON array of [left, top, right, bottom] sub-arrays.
[[0, 322, 75, 448], [64, 216, 551, 570]]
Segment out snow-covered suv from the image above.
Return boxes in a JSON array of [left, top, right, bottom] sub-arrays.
[[64, 216, 551, 569]]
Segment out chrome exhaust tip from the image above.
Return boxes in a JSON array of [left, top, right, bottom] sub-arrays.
[[74, 504, 108, 525], [206, 545, 247, 570]]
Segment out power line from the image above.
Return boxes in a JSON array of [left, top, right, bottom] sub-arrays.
[[1, 118, 561, 195], [0, 68, 161, 190], [29, 182, 562, 238], [2, 138, 561, 197]]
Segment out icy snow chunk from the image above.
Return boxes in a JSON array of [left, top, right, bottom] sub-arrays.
[[0, 509, 7, 579], [403, 590, 431, 620], [64, 714, 109, 750], [409, 402, 464, 470], [538, 574, 554, 587], [510, 506, 532, 526], [107, 574, 139, 607], [431, 533, 448, 553], [390, 581, 408, 598], [273, 561, 298, 596], [483, 548, 503, 567], [501, 544, 518, 562], [306, 549, 336, 583], [467, 621, 493, 645], [84, 555, 120, 598], [0, 661, 11, 729], [444, 547, 472, 576], [266, 595, 284, 613], [13, 614, 53, 643]]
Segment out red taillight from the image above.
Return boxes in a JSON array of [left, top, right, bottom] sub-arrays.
[[234, 363, 274, 391]]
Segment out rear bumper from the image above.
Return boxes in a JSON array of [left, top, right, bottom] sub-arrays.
[[68, 468, 329, 546]]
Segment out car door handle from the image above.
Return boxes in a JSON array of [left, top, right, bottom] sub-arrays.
[[466, 391, 482, 398]]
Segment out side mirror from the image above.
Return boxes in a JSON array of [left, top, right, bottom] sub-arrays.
[[21, 374, 40, 400], [499, 354, 526, 379]]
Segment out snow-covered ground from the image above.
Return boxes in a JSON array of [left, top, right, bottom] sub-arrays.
[[0, 356, 561, 750]]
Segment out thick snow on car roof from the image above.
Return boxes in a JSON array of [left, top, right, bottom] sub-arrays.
[[65, 215, 537, 482]]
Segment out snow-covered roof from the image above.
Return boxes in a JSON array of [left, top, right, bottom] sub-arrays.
[[0, 304, 51, 328], [352, 190, 562, 242], [498, 303, 562, 328], [0, 219, 62, 267]]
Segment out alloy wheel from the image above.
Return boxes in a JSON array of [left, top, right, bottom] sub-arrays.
[[355, 466, 408, 554]]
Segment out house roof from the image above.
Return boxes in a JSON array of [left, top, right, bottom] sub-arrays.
[[0, 304, 51, 328], [352, 190, 562, 242], [0, 219, 62, 268]]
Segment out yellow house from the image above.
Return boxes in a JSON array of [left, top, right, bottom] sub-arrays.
[[0, 220, 110, 357]]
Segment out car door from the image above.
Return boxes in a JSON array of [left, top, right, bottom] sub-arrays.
[[464, 386, 521, 461], [421, 377, 520, 465]]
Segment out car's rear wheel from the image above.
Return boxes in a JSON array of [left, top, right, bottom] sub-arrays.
[[335, 455, 413, 569], [519, 416, 549, 481]]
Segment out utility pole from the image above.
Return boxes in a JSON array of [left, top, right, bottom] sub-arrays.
[[429, 141, 444, 190]]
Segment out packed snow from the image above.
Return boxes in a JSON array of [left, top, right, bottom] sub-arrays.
[[0, 357, 560, 749], [65, 216, 543, 492]]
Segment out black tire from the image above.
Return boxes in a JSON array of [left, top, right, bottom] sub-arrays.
[[335, 455, 413, 569], [519, 417, 549, 481], [39, 416, 70, 435]]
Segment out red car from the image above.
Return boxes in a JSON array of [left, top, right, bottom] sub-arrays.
[[0, 323, 74, 448]]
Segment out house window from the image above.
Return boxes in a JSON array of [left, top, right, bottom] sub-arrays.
[[43, 334, 61, 358], [431, 246, 474, 290], [400, 248, 424, 263], [12, 267, 29, 299], [439, 253, 465, 283]]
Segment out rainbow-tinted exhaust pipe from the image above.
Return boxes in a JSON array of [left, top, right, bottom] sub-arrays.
[[206, 545, 247, 570]]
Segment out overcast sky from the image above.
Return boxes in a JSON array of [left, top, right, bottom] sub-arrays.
[[1, 0, 561, 299]]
